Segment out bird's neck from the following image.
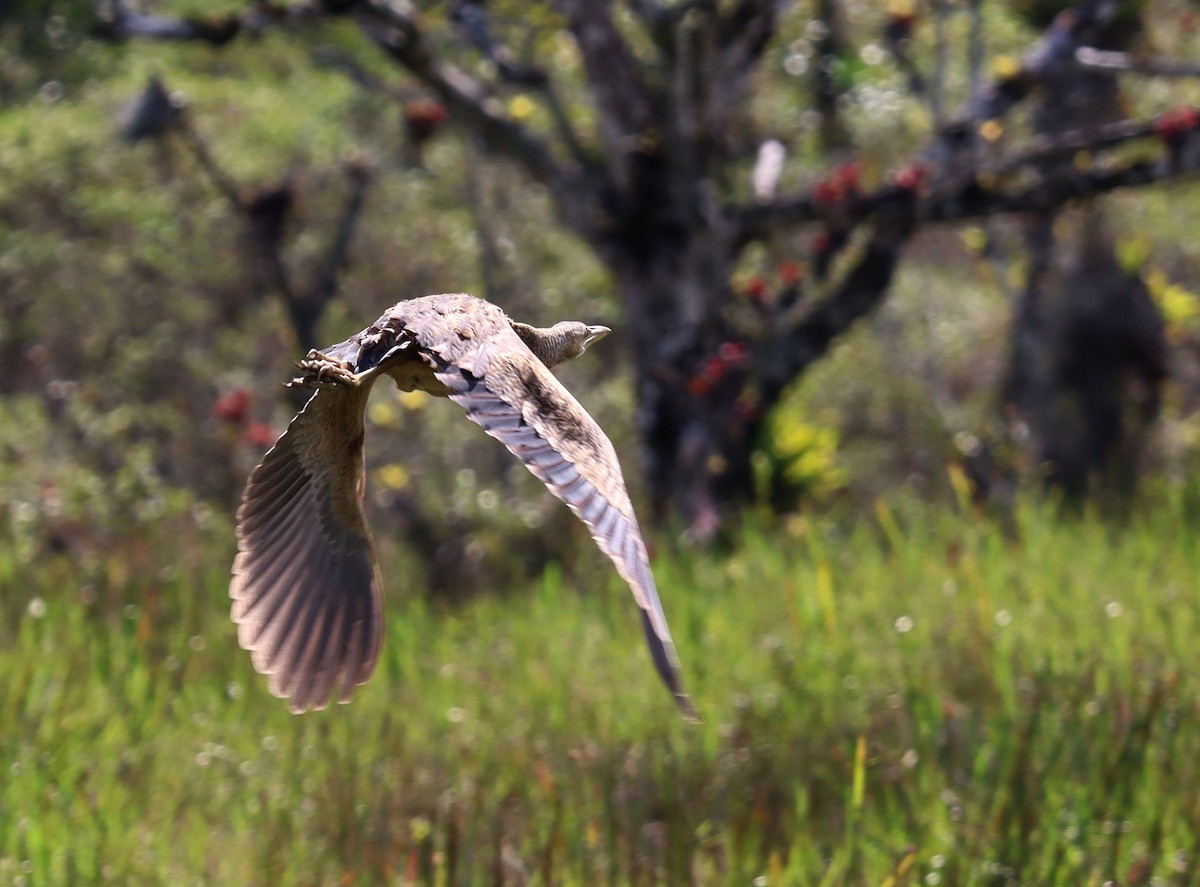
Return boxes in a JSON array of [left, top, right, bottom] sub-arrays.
[[511, 322, 569, 368]]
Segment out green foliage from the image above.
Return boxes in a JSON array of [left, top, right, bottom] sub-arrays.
[[755, 409, 848, 508], [0, 0, 106, 98], [3, 490, 1200, 884], [1146, 267, 1200, 341]]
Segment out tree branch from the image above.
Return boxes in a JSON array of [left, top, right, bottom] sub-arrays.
[[732, 111, 1200, 242], [168, 106, 375, 349], [990, 116, 1159, 177], [761, 222, 911, 403], [353, 4, 550, 174], [969, 0, 1124, 123], [715, 0, 787, 99], [311, 45, 416, 102], [310, 159, 373, 314], [176, 116, 244, 213], [97, 0, 610, 259], [930, 0, 950, 124], [1074, 47, 1200, 79], [93, 0, 349, 45], [356, 1, 603, 239], [555, 0, 658, 169], [536, 79, 594, 172]]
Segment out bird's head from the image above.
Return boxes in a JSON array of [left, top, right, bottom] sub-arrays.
[[512, 320, 611, 368]]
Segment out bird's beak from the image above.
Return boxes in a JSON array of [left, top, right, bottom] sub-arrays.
[[584, 325, 611, 349]]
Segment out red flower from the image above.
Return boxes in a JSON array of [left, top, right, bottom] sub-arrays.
[[700, 356, 727, 384], [719, 341, 749, 366], [687, 376, 712, 397], [778, 261, 802, 286], [892, 162, 928, 192], [213, 389, 252, 424], [833, 161, 862, 193], [814, 179, 840, 205], [404, 99, 449, 142], [243, 422, 278, 449], [1156, 106, 1200, 143], [814, 161, 862, 207], [744, 276, 768, 302]]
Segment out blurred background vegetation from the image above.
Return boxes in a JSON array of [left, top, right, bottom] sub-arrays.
[[5, 0, 1200, 884]]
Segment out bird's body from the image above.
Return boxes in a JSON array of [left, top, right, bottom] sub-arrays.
[[230, 294, 697, 720]]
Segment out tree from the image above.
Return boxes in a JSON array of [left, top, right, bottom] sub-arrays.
[[96, 0, 1200, 533], [996, 2, 1167, 503]]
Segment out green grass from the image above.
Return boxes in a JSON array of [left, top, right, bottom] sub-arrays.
[[3, 491, 1200, 886]]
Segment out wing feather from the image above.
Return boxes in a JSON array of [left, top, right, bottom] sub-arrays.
[[302, 597, 346, 710], [435, 362, 698, 721], [230, 388, 384, 713]]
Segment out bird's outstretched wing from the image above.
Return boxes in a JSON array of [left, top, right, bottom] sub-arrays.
[[230, 386, 383, 713], [434, 350, 700, 722]]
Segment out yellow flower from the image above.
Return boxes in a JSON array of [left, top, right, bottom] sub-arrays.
[[369, 400, 397, 427], [979, 119, 1004, 142], [992, 55, 1020, 80], [508, 95, 535, 121], [376, 463, 410, 491], [961, 226, 987, 255], [1146, 268, 1200, 339], [399, 390, 425, 411]]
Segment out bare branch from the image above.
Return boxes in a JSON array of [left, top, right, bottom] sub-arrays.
[[167, 107, 374, 348], [921, 155, 1181, 222], [733, 111, 1199, 241], [761, 222, 911, 402], [464, 135, 510, 303], [93, 0, 348, 45], [536, 80, 594, 171], [882, 9, 924, 96], [98, 0, 565, 187], [715, 0, 787, 92], [809, 0, 848, 151], [1075, 47, 1200, 78], [969, 1, 1124, 123], [967, 0, 985, 101], [311, 159, 373, 311], [356, 2, 602, 236], [930, 0, 950, 124], [99, 0, 607, 247], [176, 116, 243, 210], [991, 116, 1159, 177], [450, 0, 548, 85], [311, 45, 415, 102], [555, 0, 658, 164]]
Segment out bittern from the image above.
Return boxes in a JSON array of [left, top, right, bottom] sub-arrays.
[[230, 293, 698, 721]]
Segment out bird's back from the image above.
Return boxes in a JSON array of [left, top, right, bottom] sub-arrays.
[[326, 294, 513, 379]]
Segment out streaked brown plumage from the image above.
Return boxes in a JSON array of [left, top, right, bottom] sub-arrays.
[[230, 293, 698, 720]]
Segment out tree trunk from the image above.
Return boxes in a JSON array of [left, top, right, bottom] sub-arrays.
[[607, 218, 908, 536], [1002, 6, 1166, 502], [607, 223, 753, 536]]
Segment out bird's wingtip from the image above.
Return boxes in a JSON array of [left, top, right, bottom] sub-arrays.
[[677, 694, 703, 725]]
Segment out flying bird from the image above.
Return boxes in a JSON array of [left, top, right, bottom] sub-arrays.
[[230, 293, 698, 721]]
